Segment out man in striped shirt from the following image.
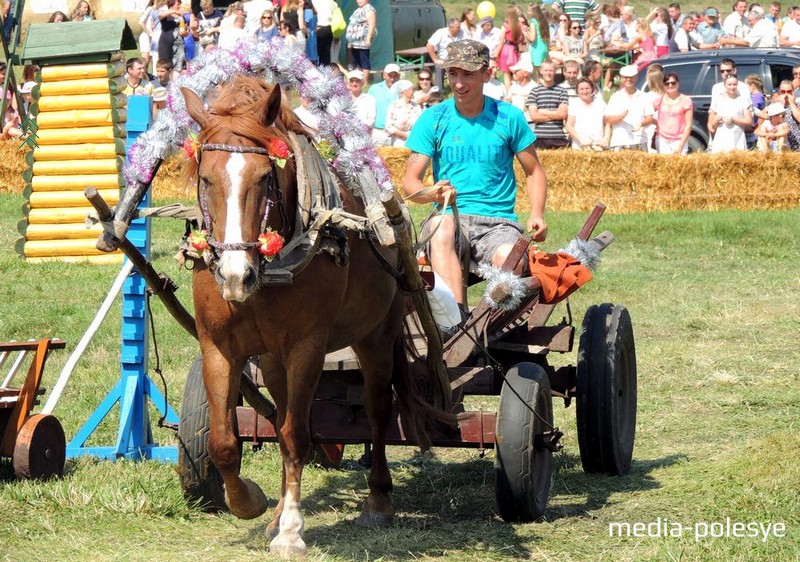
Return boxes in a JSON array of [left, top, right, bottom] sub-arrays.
[[553, 0, 600, 26], [527, 61, 569, 149]]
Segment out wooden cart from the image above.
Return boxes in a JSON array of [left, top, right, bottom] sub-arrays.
[[175, 204, 638, 522], [0, 339, 67, 480]]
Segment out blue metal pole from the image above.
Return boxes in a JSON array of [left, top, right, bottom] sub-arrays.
[[67, 95, 178, 461]]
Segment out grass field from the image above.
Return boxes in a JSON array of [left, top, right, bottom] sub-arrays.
[[0, 191, 798, 561]]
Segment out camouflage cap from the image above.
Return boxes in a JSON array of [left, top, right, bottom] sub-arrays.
[[441, 40, 490, 72]]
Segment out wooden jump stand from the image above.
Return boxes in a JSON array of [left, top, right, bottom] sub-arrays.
[[19, 20, 178, 461]]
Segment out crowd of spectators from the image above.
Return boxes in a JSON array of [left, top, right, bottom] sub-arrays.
[[415, 0, 800, 153], [3, 0, 800, 154]]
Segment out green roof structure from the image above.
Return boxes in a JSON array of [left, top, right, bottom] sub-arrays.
[[22, 19, 137, 65]]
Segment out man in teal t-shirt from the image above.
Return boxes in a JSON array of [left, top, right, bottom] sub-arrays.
[[403, 39, 549, 307]]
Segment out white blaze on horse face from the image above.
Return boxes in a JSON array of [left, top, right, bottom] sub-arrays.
[[218, 153, 251, 301]]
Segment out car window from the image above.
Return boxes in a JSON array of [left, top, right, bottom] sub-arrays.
[[639, 63, 700, 93], [698, 62, 762, 95], [732, 63, 763, 92], [665, 63, 701, 94], [769, 63, 794, 94]]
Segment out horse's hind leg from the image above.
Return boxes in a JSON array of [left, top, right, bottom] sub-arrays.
[[203, 347, 268, 520], [352, 330, 400, 528]]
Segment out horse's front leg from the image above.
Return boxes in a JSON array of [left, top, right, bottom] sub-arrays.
[[257, 354, 289, 539], [202, 346, 268, 520], [268, 348, 326, 558]]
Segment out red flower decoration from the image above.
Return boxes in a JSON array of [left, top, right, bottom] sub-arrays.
[[258, 230, 284, 261], [183, 131, 201, 162], [188, 229, 209, 254], [267, 138, 291, 168], [268, 138, 290, 159]]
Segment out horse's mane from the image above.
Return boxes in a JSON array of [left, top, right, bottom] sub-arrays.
[[185, 75, 307, 181]]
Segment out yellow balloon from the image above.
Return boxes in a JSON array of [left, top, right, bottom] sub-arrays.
[[476, 1, 496, 19]]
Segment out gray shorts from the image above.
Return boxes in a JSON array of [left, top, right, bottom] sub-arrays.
[[421, 213, 526, 268]]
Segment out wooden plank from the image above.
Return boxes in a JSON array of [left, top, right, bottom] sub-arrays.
[[39, 61, 126, 82], [30, 141, 125, 162]]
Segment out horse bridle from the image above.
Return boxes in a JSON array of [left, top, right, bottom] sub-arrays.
[[196, 142, 290, 255]]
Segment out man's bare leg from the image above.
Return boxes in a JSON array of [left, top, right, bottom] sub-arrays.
[[492, 242, 527, 274], [428, 214, 465, 304]]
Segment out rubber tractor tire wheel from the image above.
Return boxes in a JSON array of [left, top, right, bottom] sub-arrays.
[[576, 303, 637, 476], [13, 414, 66, 480], [495, 362, 555, 522], [178, 355, 241, 512]]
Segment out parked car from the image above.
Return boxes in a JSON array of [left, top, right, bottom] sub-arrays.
[[637, 48, 800, 152]]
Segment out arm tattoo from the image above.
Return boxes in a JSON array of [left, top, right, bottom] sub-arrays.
[[407, 152, 423, 165]]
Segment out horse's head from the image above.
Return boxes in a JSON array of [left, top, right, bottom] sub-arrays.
[[182, 76, 301, 302]]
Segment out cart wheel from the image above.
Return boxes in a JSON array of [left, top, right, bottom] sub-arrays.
[[178, 355, 240, 512], [576, 303, 637, 476], [13, 414, 66, 480], [495, 362, 555, 522]]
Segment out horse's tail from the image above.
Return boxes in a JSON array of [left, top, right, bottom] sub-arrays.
[[391, 316, 457, 452]]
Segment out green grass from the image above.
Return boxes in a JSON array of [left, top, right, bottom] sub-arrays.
[[1, 193, 799, 560]]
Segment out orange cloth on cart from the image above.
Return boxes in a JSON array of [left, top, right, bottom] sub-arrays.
[[528, 251, 593, 304]]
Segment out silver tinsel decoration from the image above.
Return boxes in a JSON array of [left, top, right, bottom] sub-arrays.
[[476, 262, 531, 312], [123, 38, 393, 206], [559, 238, 602, 271]]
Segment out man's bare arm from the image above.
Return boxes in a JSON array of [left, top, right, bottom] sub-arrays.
[[516, 144, 548, 242]]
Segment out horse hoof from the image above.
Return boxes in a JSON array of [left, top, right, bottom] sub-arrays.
[[270, 533, 307, 559], [355, 510, 394, 528], [264, 522, 280, 540], [226, 478, 268, 520]]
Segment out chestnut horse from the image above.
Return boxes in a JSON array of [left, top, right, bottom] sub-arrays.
[[182, 76, 425, 557]]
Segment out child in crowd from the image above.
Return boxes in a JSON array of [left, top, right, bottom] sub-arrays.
[[745, 74, 766, 149], [426, 90, 444, 106], [755, 102, 789, 151], [155, 58, 173, 87]]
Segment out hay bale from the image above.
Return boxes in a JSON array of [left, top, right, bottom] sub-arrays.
[[0, 143, 29, 194], [3, 141, 799, 213]]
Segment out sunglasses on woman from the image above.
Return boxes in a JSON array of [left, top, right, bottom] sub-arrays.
[[664, 81, 678, 86]]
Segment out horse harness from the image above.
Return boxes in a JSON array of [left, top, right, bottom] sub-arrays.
[[197, 142, 289, 253], [190, 132, 398, 285]]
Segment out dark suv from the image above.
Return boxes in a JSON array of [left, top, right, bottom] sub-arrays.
[[637, 48, 800, 151]]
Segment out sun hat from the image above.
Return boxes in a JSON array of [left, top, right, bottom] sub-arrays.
[[705, 7, 719, 17], [619, 65, 638, 78], [767, 102, 785, 117], [347, 69, 365, 81], [478, 16, 493, 26], [152, 87, 167, 102], [391, 79, 414, 94], [383, 63, 401, 75], [510, 58, 534, 73]]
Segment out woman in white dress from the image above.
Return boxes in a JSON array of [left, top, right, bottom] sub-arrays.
[[709, 76, 753, 153], [565, 78, 610, 149]]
